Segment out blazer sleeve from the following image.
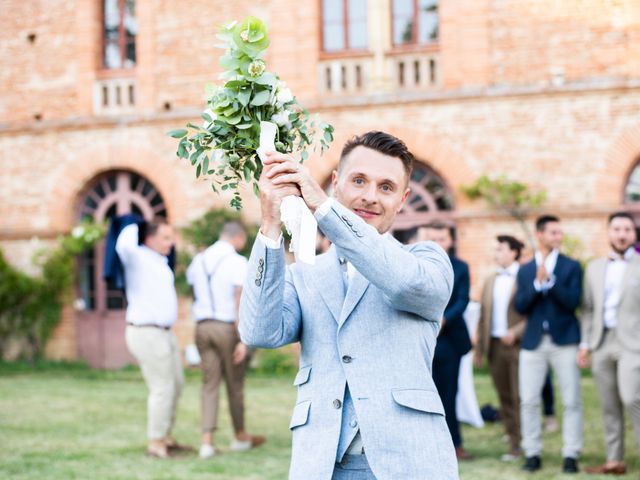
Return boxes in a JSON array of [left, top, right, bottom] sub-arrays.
[[444, 261, 470, 326], [238, 236, 302, 349], [579, 261, 595, 348], [514, 265, 540, 315], [317, 200, 454, 323], [548, 259, 582, 312]]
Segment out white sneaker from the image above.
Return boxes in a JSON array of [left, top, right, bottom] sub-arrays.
[[199, 444, 216, 459], [229, 439, 252, 452]]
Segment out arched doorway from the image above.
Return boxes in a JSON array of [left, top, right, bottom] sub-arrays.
[[323, 160, 454, 243], [76, 170, 168, 368], [392, 160, 454, 242], [623, 158, 640, 240]]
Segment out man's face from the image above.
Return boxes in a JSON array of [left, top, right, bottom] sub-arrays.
[[232, 233, 248, 252], [494, 241, 517, 268], [608, 217, 637, 254], [536, 221, 563, 252], [419, 227, 453, 253], [332, 146, 410, 234], [146, 224, 174, 256]]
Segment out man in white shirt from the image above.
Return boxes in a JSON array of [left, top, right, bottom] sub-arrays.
[[580, 212, 640, 475], [116, 218, 185, 459], [475, 235, 526, 461], [186, 221, 265, 459]]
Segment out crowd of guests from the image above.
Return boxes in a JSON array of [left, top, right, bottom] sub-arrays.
[[418, 212, 640, 475], [108, 208, 639, 475]]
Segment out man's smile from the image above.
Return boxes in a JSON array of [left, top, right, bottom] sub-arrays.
[[353, 208, 381, 219]]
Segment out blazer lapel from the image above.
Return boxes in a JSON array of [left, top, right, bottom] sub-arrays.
[[339, 268, 370, 327], [619, 255, 640, 303], [304, 246, 344, 325], [592, 258, 607, 307]]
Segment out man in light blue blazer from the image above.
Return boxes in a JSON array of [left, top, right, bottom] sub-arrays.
[[239, 131, 458, 479]]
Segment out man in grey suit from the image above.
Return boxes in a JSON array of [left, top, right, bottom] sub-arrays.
[[240, 131, 458, 479], [579, 211, 640, 475]]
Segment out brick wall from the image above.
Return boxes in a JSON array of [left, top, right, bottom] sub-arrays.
[[1, 0, 640, 362]]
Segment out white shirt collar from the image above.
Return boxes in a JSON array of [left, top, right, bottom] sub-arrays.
[[608, 247, 636, 262], [497, 262, 519, 276]]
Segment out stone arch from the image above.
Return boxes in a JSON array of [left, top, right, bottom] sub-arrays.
[[48, 143, 189, 232], [596, 124, 640, 206]]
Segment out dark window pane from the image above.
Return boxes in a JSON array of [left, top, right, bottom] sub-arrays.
[[323, 0, 345, 51], [393, 0, 414, 45], [131, 203, 144, 218], [324, 24, 345, 51], [418, 0, 438, 43], [323, 0, 344, 23], [348, 0, 368, 49], [105, 202, 117, 220]]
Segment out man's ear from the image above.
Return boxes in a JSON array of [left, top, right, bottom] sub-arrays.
[[331, 170, 338, 192], [397, 187, 411, 213]]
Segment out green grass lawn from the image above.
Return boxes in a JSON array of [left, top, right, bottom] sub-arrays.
[[0, 361, 638, 479]]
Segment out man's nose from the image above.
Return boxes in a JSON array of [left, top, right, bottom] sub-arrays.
[[361, 183, 378, 203]]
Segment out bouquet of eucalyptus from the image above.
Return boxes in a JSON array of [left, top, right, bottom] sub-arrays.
[[169, 17, 334, 210]]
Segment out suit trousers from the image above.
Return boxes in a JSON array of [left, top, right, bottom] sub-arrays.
[[125, 326, 184, 440], [332, 454, 377, 480], [519, 335, 583, 458], [195, 320, 247, 433], [592, 328, 640, 461], [433, 338, 463, 447], [488, 338, 520, 449]]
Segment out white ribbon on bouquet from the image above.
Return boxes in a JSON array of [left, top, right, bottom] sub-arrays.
[[257, 121, 317, 265]]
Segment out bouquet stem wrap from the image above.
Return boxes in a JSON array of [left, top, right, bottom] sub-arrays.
[[258, 121, 317, 265]]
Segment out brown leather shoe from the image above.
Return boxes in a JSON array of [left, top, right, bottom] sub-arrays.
[[146, 445, 169, 459], [584, 463, 626, 475], [455, 447, 473, 461]]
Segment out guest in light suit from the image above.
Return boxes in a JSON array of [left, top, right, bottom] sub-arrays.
[[240, 131, 458, 480], [475, 235, 526, 461], [579, 212, 640, 476], [515, 215, 583, 474]]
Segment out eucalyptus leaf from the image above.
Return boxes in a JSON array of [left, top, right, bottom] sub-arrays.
[[250, 90, 270, 106]]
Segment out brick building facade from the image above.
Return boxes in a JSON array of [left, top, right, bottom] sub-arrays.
[[1, 0, 639, 366]]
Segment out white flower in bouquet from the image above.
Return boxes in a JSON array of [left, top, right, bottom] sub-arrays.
[[271, 109, 293, 127], [276, 85, 294, 107], [168, 16, 334, 210]]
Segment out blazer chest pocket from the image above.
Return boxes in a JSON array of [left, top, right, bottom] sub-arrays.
[[293, 365, 311, 387], [289, 400, 311, 430], [391, 388, 445, 416]]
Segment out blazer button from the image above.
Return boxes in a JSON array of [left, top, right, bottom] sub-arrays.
[[333, 399, 342, 409], [255, 279, 261, 286], [258, 258, 264, 266], [342, 355, 352, 363]]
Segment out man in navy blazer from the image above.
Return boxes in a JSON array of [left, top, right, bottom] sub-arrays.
[[419, 223, 472, 460], [515, 215, 583, 474]]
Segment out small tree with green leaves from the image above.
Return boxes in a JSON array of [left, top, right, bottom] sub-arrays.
[[461, 174, 546, 250]]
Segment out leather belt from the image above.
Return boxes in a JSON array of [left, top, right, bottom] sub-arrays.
[[126, 322, 171, 331]]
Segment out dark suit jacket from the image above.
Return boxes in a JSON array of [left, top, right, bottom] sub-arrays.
[[515, 254, 582, 350], [438, 256, 472, 356]]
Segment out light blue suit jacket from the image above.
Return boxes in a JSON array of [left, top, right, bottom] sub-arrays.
[[240, 200, 458, 480]]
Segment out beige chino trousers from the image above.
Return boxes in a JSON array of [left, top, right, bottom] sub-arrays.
[[125, 326, 184, 440], [592, 328, 640, 461]]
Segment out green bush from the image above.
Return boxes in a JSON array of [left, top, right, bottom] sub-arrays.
[[0, 223, 104, 360]]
